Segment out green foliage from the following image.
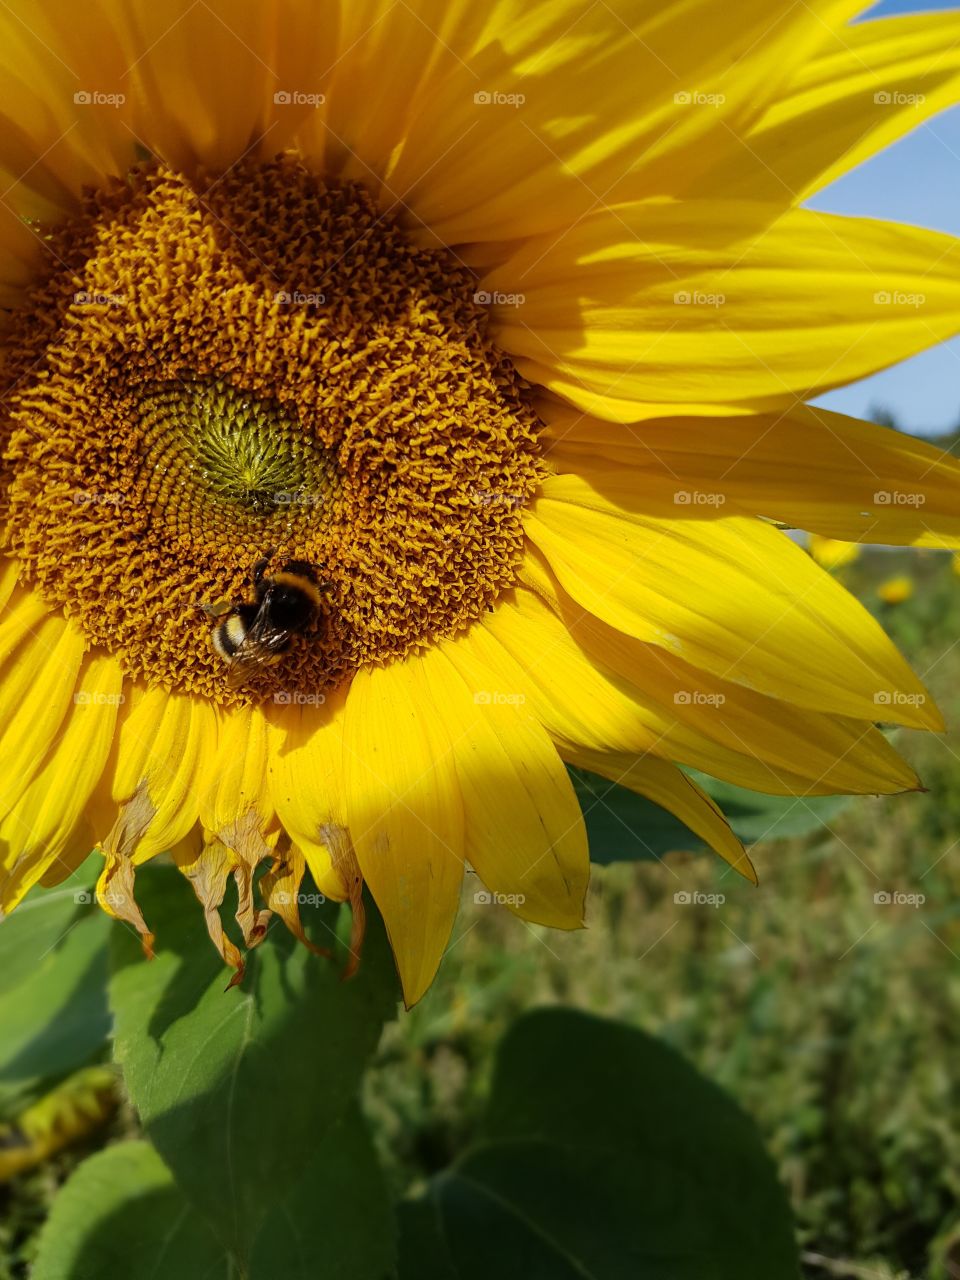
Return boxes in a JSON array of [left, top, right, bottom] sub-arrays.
[[399, 1009, 799, 1280], [30, 1142, 228, 1280], [30, 1110, 394, 1280], [109, 868, 399, 1268], [570, 766, 853, 863], [0, 857, 110, 1114]]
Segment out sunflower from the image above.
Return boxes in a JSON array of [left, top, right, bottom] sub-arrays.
[[808, 535, 861, 572], [1, 1, 960, 1006]]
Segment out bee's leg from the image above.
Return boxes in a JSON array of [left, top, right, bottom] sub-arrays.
[[250, 548, 277, 599], [200, 598, 234, 619]]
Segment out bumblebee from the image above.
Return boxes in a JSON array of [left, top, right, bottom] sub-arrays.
[[205, 555, 328, 686]]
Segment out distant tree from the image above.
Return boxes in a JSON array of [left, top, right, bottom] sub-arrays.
[[869, 403, 901, 432]]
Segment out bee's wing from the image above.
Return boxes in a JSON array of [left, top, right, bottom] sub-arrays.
[[225, 610, 291, 689]]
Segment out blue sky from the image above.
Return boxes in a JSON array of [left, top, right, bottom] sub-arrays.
[[810, 0, 960, 434]]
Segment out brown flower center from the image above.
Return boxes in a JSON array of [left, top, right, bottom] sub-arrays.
[[0, 158, 544, 704]]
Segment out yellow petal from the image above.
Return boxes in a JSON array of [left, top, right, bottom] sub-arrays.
[[523, 473, 939, 728], [266, 685, 352, 902], [484, 203, 960, 420], [119, 0, 337, 174], [542, 400, 960, 549], [385, 0, 862, 244], [424, 632, 588, 930], [564, 745, 755, 883], [106, 686, 217, 861], [488, 583, 920, 796], [716, 11, 960, 203], [343, 659, 465, 1006], [0, 653, 122, 909], [0, 617, 86, 816], [0, 0, 134, 220], [198, 704, 274, 839]]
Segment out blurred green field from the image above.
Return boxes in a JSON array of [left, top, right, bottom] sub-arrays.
[[3, 543, 960, 1280]]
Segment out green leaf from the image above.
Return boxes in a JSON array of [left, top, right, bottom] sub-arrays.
[[31, 1141, 228, 1280], [569, 767, 700, 864], [33, 1108, 395, 1280], [109, 867, 398, 1267], [0, 857, 111, 1113], [0, 853, 101, 996], [402, 1009, 799, 1280], [569, 765, 852, 863], [249, 1106, 396, 1280], [689, 774, 851, 843]]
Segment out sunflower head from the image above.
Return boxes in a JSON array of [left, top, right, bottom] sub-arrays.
[[0, 0, 958, 1006]]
